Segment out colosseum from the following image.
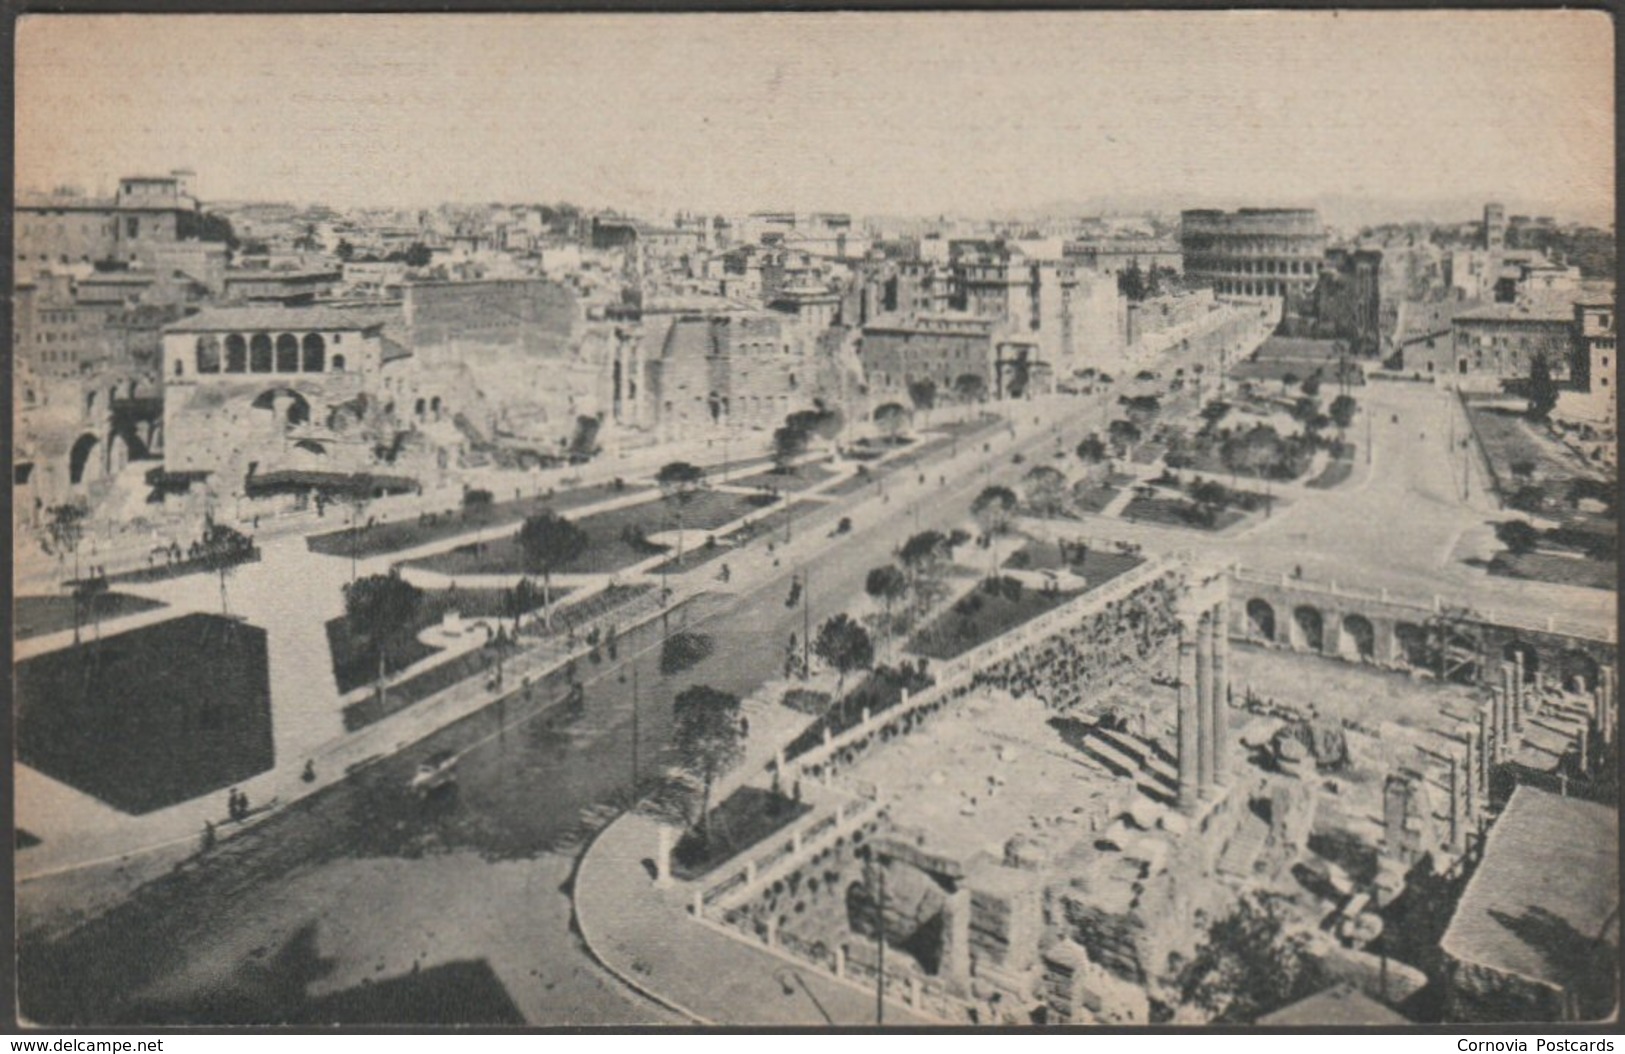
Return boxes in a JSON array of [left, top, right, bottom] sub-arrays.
[[1179, 208, 1327, 303]]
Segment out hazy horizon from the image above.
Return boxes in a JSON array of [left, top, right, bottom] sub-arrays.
[[16, 11, 1615, 228]]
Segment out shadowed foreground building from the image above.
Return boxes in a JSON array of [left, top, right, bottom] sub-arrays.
[[1439, 786, 1619, 1023]]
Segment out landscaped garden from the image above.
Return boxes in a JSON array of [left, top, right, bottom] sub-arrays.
[[341, 583, 655, 731], [783, 659, 937, 760], [670, 786, 811, 880], [1003, 540, 1143, 588], [404, 489, 778, 577], [1465, 397, 1616, 590], [325, 584, 571, 696], [907, 574, 1083, 662], [1307, 449, 1357, 489], [15, 613, 273, 814], [729, 463, 841, 493], [15, 591, 167, 640], [306, 480, 648, 560]]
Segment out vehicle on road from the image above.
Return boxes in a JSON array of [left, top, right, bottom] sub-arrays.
[[411, 749, 459, 797]]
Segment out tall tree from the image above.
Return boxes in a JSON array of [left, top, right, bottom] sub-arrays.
[[1075, 434, 1109, 471], [671, 685, 745, 845], [813, 613, 875, 697], [656, 459, 705, 562], [343, 571, 424, 711], [1022, 464, 1068, 518], [772, 423, 811, 474], [518, 511, 589, 628], [906, 378, 938, 426], [1328, 394, 1357, 434], [972, 485, 1019, 571], [1177, 894, 1327, 1023], [1107, 418, 1142, 456], [1526, 353, 1559, 420], [873, 402, 910, 443], [197, 522, 255, 618], [864, 564, 909, 646], [953, 373, 987, 405], [46, 503, 88, 645]]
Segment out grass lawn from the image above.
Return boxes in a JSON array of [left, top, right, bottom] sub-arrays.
[[15, 592, 167, 640], [1071, 481, 1122, 514], [729, 463, 840, 493], [907, 578, 1083, 662], [306, 481, 649, 560], [671, 786, 812, 880], [1488, 550, 1617, 592], [1121, 494, 1248, 532], [405, 490, 778, 577], [15, 614, 273, 814], [1004, 541, 1143, 589], [1465, 401, 1602, 501], [1307, 454, 1357, 490]]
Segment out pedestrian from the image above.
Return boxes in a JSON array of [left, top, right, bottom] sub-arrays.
[[201, 820, 216, 852], [302, 760, 316, 783], [227, 788, 240, 821], [740, 715, 751, 739]]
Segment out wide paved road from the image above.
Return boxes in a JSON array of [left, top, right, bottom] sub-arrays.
[[19, 395, 1116, 1027]]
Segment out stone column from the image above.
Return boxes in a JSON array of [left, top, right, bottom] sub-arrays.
[[655, 824, 673, 886], [1449, 752, 1465, 853], [1177, 625, 1200, 811], [1513, 653, 1526, 719], [1210, 600, 1230, 788], [1464, 730, 1479, 821], [1195, 614, 1214, 799], [939, 888, 971, 987], [1477, 705, 1492, 795]]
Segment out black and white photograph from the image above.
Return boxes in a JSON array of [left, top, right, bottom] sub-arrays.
[[8, 8, 1619, 1030]]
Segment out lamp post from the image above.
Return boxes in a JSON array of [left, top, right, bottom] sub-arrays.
[[801, 564, 811, 682]]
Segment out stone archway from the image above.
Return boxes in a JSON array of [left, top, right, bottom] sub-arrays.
[[1340, 614, 1376, 661], [250, 387, 312, 427], [1395, 622, 1429, 667], [1245, 598, 1276, 642], [68, 432, 100, 485], [1291, 605, 1324, 652]]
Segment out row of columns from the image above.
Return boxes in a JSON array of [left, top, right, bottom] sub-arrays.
[[1177, 600, 1228, 812], [1447, 659, 1618, 853]]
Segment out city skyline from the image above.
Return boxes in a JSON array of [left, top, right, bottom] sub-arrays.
[[15, 10, 1615, 226]]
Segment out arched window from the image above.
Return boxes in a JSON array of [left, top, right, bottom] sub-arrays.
[[275, 333, 300, 372], [196, 335, 222, 373], [225, 334, 248, 373], [301, 333, 326, 372], [430, 396, 441, 414], [415, 397, 426, 417], [174, 357, 185, 377], [330, 353, 346, 372], [250, 334, 274, 373]]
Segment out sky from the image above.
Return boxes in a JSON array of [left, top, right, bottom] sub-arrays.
[[14, 11, 1616, 226]]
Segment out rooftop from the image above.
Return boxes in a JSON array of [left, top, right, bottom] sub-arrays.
[[1439, 787, 1618, 989], [1453, 298, 1578, 324], [1257, 983, 1409, 1026], [165, 304, 399, 334]]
